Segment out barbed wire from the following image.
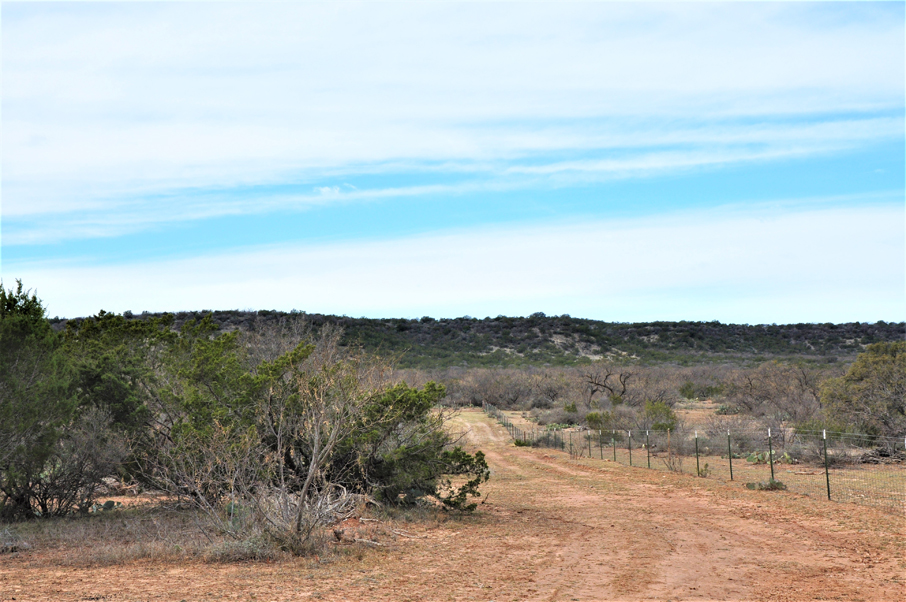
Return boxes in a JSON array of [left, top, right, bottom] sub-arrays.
[[483, 403, 905, 514]]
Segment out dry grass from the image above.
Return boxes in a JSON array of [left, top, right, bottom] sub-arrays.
[[0, 493, 462, 570], [0, 498, 284, 567]]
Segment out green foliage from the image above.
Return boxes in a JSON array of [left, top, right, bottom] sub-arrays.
[[746, 451, 772, 464], [680, 380, 724, 400], [63, 311, 175, 434], [697, 462, 710, 478], [563, 402, 577, 413], [1, 281, 74, 518], [142, 325, 489, 520], [334, 381, 488, 509], [434, 449, 490, 511], [643, 400, 677, 431], [104, 310, 906, 368], [0, 282, 124, 520], [820, 341, 906, 437], [584, 411, 612, 431]]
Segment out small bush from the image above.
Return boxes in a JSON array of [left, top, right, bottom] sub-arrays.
[[643, 400, 677, 431], [745, 479, 787, 491]]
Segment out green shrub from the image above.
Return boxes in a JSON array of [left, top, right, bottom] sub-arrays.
[[584, 411, 613, 431], [679, 381, 696, 400], [0, 282, 125, 520], [745, 479, 787, 491], [643, 400, 677, 431]]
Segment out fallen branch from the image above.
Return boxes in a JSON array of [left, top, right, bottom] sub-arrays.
[[354, 538, 384, 546], [390, 529, 426, 539]]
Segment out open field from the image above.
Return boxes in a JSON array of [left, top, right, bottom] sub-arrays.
[[2, 408, 904, 601]]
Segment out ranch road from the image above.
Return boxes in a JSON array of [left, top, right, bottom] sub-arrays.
[[1, 408, 903, 601]]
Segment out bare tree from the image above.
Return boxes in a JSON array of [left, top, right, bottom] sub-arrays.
[[583, 364, 633, 407]]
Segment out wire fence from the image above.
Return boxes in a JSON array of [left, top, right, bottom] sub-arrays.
[[483, 403, 906, 515]]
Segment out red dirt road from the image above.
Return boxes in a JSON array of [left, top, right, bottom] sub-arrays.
[[2, 409, 903, 601]]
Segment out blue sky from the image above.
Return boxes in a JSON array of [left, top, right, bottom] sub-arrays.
[[2, 2, 904, 322]]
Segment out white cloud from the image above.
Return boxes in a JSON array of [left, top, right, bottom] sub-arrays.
[[3, 2, 903, 222], [9, 204, 904, 323]]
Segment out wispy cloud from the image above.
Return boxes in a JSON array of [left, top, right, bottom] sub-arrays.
[[3, 3, 903, 226], [4, 111, 903, 245], [10, 204, 904, 323]]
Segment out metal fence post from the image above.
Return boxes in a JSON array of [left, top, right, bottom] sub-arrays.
[[646, 430, 651, 469], [588, 431, 592, 457], [823, 430, 831, 500], [728, 430, 733, 481], [628, 431, 632, 466], [612, 431, 616, 462], [768, 428, 775, 481], [695, 431, 700, 476], [599, 429, 603, 459], [667, 428, 671, 471], [569, 431, 574, 456]]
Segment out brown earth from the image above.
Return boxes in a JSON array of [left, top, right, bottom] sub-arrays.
[[2, 408, 904, 602]]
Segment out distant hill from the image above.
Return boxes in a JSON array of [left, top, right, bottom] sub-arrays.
[[53, 310, 905, 368]]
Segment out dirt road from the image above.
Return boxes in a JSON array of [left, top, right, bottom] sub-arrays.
[[2, 409, 903, 601]]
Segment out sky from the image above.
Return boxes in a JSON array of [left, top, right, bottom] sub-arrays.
[[2, 2, 904, 323]]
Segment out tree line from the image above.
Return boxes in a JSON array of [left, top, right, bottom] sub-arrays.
[[53, 309, 906, 368], [0, 282, 488, 554]]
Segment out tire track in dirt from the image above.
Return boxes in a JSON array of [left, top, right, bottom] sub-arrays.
[[450, 409, 905, 601], [2, 409, 902, 602]]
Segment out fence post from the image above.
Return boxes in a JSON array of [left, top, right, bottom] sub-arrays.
[[612, 431, 616, 462], [628, 431, 632, 466], [728, 430, 733, 481], [768, 428, 775, 481], [695, 431, 700, 476], [588, 431, 592, 457], [599, 429, 603, 459], [569, 431, 574, 456], [667, 428, 671, 471], [646, 430, 651, 469], [823, 430, 831, 501]]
